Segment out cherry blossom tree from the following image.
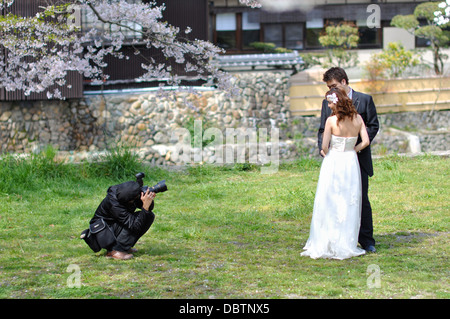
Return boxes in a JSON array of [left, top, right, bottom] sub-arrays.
[[238, 0, 261, 8], [0, 0, 261, 99], [434, 0, 450, 25]]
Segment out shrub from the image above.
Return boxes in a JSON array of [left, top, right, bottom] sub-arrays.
[[364, 42, 420, 80], [318, 22, 359, 68], [89, 144, 143, 181], [249, 42, 292, 53]]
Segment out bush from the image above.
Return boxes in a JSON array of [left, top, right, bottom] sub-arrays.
[[87, 144, 143, 181], [0, 145, 75, 194], [318, 22, 359, 68], [0, 144, 145, 195], [364, 42, 420, 80], [249, 42, 292, 53]]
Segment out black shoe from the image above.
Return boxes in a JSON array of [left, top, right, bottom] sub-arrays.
[[365, 245, 376, 253]]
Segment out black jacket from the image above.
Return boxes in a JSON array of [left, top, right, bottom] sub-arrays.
[[318, 89, 379, 176], [90, 181, 154, 234]]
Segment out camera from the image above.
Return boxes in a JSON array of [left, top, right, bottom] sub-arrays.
[[135, 172, 168, 194]]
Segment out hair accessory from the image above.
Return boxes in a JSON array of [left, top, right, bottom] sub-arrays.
[[326, 93, 338, 104]]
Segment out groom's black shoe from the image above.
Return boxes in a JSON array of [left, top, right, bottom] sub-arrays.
[[365, 245, 376, 253]]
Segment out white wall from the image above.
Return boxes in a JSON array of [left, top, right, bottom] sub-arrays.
[[383, 27, 415, 50]]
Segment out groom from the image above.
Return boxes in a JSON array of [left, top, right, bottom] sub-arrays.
[[318, 67, 379, 253]]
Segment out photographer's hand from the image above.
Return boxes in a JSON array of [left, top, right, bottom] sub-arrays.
[[141, 189, 156, 211]]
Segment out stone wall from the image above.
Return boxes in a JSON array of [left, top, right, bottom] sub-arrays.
[[0, 99, 103, 154], [0, 71, 449, 164], [373, 111, 450, 155]]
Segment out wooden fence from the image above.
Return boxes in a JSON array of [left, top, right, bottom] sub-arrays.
[[289, 77, 450, 116]]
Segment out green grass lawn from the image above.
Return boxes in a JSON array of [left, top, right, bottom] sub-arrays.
[[0, 151, 448, 299]]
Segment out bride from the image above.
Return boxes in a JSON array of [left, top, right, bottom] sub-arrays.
[[301, 87, 370, 260]]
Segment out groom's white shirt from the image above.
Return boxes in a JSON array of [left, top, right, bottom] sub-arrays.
[[347, 87, 353, 100]]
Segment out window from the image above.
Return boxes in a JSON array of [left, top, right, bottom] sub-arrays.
[[264, 24, 282, 47], [285, 24, 303, 49], [216, 13, 237, 49], [357, 19, 382, 48], [215, 12, 261, 52], [306, 18, 382, 49], [305, 18, 323, 49], [242, 12, 260, 49], [263, 23, 304, 50]]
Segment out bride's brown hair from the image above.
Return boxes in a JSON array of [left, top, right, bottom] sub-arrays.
[[325, 87, 358, 125]]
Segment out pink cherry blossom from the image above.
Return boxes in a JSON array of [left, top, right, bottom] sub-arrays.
[[0, 0, 260, 99]]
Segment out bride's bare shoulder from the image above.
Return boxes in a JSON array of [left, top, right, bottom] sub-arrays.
[[327, 115, 337, 123], [354, 114, 364, 124]]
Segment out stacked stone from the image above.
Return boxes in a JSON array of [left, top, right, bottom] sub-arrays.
[[85, 72, 291, 164], [1, 71, 449, 163]]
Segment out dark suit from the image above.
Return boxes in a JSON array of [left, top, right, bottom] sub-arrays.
[[318, 89, 379, 248]]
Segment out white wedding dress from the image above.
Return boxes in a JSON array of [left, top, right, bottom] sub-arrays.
[[301, 135, 366, 260]]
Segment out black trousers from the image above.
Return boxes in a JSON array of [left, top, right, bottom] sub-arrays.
[[358, 169, 375, 248], [109, 211, 155, 252]]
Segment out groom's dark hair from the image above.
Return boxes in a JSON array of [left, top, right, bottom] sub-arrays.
[[323, 67, 349, 85]]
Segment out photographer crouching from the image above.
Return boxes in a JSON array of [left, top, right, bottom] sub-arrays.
[[81, 173, 167, 260]]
